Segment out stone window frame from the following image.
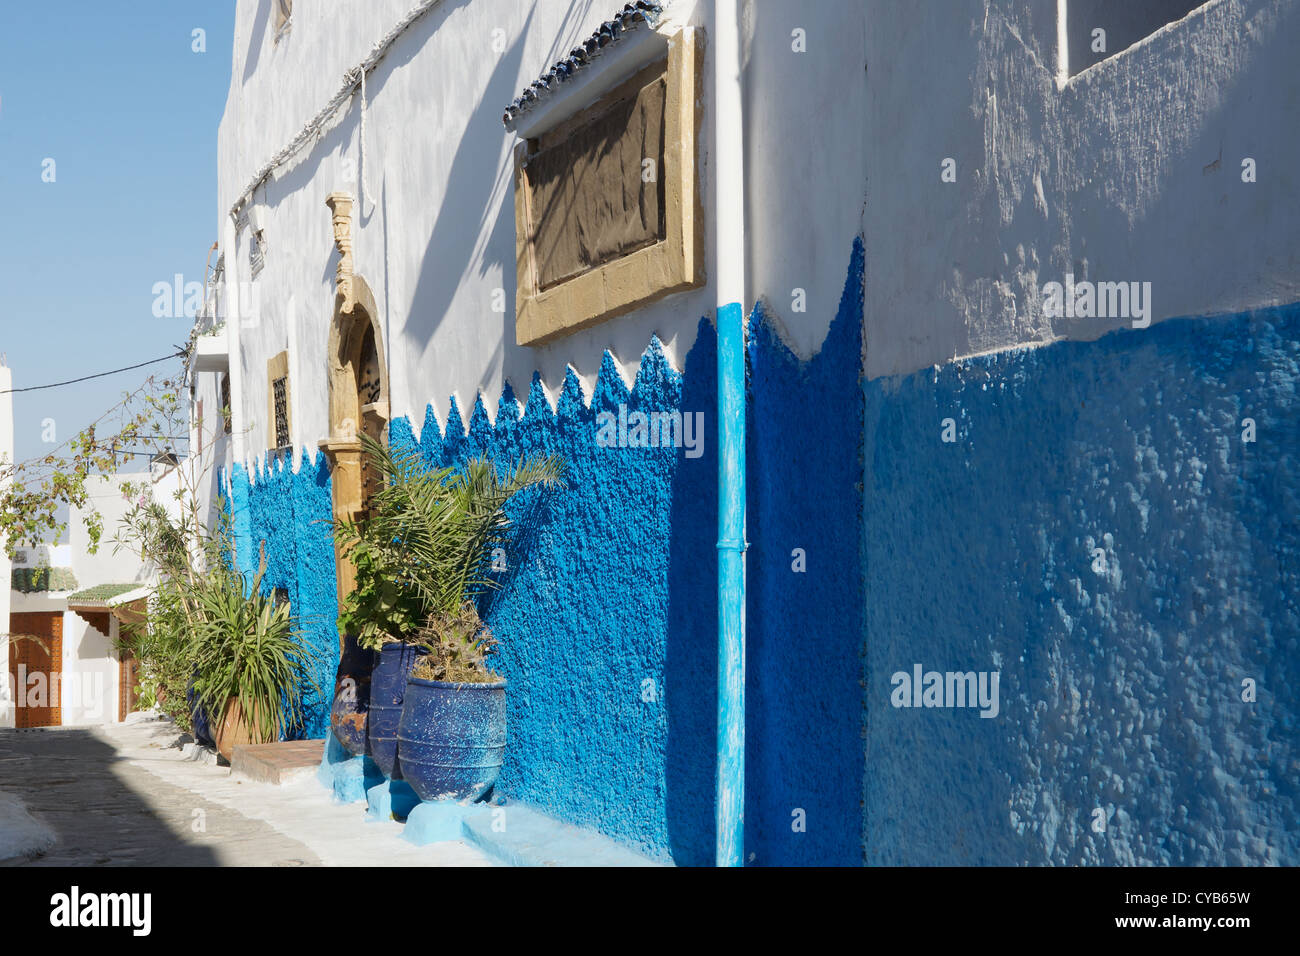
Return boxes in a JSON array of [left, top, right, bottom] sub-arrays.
[[512, 27, 704, 346], [267, 350, 291, 453]]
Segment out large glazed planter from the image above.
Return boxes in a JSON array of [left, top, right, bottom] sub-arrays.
[[330, 636, 375, 756], [397, 677, 507, 803], [368, 643, 428, 779], [214, 697, 268, 762]]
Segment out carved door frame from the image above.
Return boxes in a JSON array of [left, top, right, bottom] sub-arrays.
[[319, 193, 389, 653]]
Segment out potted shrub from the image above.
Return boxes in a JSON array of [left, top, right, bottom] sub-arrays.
[[334, 437, 563, 786], [329, 534, 422, 759], [398, 604, 506, 802], [334, 465, 432, 775], [189, 554, 312, 762]]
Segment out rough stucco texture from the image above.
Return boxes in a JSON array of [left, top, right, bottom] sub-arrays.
[[387, 241, 868, 866], [863, 302, 1299, 865], [226, 452, 339, 740]]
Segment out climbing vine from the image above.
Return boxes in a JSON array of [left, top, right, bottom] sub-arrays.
[[0, 372, 187, 559]]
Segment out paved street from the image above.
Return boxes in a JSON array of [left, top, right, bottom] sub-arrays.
[[0, 716, 490, 867]]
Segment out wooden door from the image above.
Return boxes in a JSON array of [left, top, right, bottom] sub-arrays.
[[114, 600, 147, 722], [118, 647, 140, 721], [8, 611, 63, 728]]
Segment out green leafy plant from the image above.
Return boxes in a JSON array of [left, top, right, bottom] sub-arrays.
[[188, 549, 314, 745], [118, 579, 199, 732], [335, 521, 424, 651], [334, 435, 565, 653], [112, 490, 235, 733], [135, 682, 159, 713]]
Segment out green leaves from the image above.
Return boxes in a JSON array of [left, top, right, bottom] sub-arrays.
[[334, 435, 566, 649], [0, 372, 187, 558], [119, 580, 197, 733], [187, 552, 314, 745], [335, 519, 424, 651]]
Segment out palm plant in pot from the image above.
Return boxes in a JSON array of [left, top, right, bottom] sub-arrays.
[[189, 551, 312, 761], [334, 435, 563, 792]]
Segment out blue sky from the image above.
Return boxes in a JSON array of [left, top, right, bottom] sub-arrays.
[[0, 1, 233, 504]]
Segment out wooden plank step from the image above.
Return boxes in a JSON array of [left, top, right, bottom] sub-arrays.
[[230, 739, 326, 785]]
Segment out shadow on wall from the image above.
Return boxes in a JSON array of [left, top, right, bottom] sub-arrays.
[[743, 239, 868, 866], [388, 239, 869, 866], [1065, 0, 1206, 78], [1056, 0, 1300, 333], [400, 5, 536, 383], [862, 301, 1300, 865], [241, 0, 273, 86]]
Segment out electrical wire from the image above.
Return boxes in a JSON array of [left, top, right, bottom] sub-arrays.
[[228, 0, 445, 219], [0, 352, 185, 395]]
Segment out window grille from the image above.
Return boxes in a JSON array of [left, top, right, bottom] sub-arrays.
[[272, 376, 290, 449]]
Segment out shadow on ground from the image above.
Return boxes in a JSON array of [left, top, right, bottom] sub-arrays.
[[0, 727, 307, 866]]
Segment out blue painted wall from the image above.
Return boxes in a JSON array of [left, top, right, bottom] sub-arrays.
[[215, 238, 1296, 867], [225, 451, 338, 740], [862, 303, 1300, 865], [214, 235, 1297, 866], [387, 241, 868, 866], [744, 243, 867, 865], [390, 347, 709, 863]]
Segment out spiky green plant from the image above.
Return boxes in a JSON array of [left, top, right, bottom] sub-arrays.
[[411, 602, 501, 683], [188, 549, 312, 745], [335, 435, 565, 651]]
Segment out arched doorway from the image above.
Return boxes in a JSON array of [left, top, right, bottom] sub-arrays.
[[319, 270, 389, 753], [319, 192, 390, 754], [319, 193, 389, 631], [320, 273, 388, 631]]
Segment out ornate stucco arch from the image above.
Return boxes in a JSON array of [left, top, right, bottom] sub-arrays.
[[319, 192, 388, 634]]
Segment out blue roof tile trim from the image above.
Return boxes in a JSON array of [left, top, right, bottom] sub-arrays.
[[502, 1, 663, 131]]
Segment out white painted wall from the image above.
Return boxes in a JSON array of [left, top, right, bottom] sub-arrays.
[[69, 472, 182, 590], [56, 613, 119, 727], [862, 0, 1300, 378], [202, 0, 872, 478], [196, 0, 1298, 480]]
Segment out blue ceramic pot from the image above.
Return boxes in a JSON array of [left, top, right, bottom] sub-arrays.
[[330, 639, 375, 756], [187, 678, 215, 748], [398, 677, 506, 803], [368, 643, 427, 778]]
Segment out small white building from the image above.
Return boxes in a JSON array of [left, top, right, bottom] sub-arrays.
[[4, 470, 180, 729]]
